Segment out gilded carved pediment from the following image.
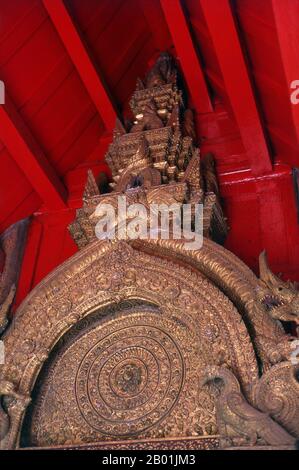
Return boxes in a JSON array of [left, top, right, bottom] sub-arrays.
[[0, 54, 298, 451]]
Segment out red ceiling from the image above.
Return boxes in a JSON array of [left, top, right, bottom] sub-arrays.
[[0, 0, 298, 308]]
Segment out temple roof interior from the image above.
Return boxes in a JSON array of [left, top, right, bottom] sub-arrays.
[[0, 0, 298, 451]]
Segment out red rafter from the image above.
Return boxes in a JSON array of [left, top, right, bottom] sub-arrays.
[[201, 0, 272, 176], [43, 0, 118, 132], [0, 96, 67, 211], [272, 0, 299, 159], [160, 0, 212, 114]]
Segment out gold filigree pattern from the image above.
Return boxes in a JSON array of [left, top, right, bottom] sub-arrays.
[[69, 53, 227, 248], [253, 362, 299, 437], [23, 286, 252, 448], [0, 238, 265, 448], [201, 366, 296, 448], [1, 237, 298, 449], [0, 53, 297, 451]]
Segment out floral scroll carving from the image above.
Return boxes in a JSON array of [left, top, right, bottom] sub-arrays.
[[253, 362, 299, 437], [0, 237, 297, 449]]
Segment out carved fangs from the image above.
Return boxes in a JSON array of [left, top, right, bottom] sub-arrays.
[[261, 294, 284, 310], [259, 250, 299, 324]]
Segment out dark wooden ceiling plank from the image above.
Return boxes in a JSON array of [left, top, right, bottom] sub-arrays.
[[138, 0, 172, 51], [160, 0, 213, 113], [43, 0, 118, 132], [271, 0, 299, 160], [201, 0, 272, 176], [0, 95, 67, 210]]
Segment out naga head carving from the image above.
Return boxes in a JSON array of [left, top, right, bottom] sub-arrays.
[[258, 250, 299, 324]]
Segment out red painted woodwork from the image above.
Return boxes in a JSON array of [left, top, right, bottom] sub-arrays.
[[271, 0, 299, 150], [160, 0, 212, 113], [0, 0, 298, 309], [0, 93, 67, 210], [200, 0, 272, 176], [43, 0, 118, 131]]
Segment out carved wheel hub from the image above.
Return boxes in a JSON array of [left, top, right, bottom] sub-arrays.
[[112, 361, 145, 396], [24, 307, 202, 446], [75, 317, 184, 437]]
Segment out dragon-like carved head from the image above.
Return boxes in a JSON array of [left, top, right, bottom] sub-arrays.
[[258, 251, 299, 324]]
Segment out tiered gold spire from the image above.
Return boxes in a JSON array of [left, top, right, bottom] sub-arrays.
[[69, 53, 227, 248]]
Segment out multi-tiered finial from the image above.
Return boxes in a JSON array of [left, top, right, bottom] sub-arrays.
[[69, 53, 227, 248]]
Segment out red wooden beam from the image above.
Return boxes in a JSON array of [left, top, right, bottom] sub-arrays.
[[43, 0, 118, 132], [201, 0, 272, 176], [138, 0, 172, 51], [271, 0, 299, 159], [0, 96, 67, 211], [160, 0, 213, 114]]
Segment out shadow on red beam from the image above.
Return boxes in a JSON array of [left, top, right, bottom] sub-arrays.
[[219, 164, 292, 187]]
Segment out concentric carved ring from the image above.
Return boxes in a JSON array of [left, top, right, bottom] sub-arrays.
[[75, 315, 184, 437]]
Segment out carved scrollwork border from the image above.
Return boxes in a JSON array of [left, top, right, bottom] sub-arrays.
[[0, 237, 287, 448]]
